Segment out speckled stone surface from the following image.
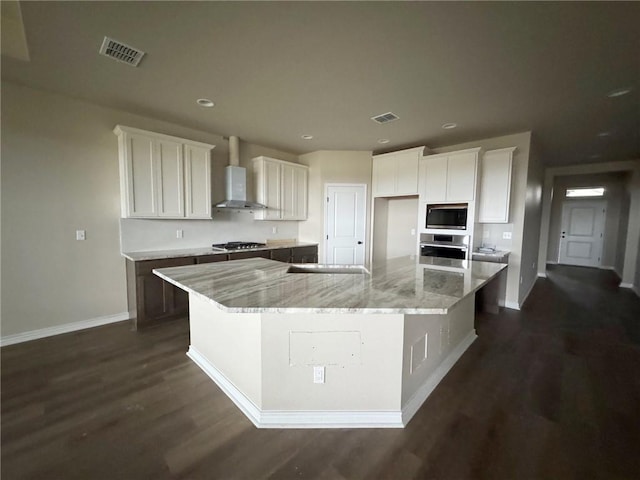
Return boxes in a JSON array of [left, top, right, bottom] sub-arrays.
[[121, 242, 318, 261], [153, 255, 507, 315]]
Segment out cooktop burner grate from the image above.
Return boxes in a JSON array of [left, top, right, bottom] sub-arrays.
[[211, 241, 267, 251]]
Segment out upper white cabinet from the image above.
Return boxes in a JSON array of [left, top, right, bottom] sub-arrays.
[[478, 147, 515, 223], [253, 156, 308, 221], [372, 146, 425, 197], [114, 126, 215, 219], [419, 147, 480, 203]]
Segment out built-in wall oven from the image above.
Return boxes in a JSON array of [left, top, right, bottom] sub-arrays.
[[420, 234, 469, 260]]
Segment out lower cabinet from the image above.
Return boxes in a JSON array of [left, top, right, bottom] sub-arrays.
[[127, 245, 318, 330], [127, 257, 195, 330], [270, 245, 318, 263], [291, 246, 318, 263], [270, 248, 293, 262]]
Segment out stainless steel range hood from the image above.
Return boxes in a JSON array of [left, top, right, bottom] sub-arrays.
[[215, 136, 267, 209]]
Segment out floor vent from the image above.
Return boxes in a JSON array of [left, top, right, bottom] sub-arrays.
[[371, 112, 399, 124], [99, 36, 145, 67]]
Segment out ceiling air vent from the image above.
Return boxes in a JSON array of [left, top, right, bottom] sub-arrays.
[[371, 112, 399, 124], [99, 36, 145, 67]]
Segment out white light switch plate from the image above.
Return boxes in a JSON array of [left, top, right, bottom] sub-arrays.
[[76, 230, 86, 241], [313, 366, 325, 384]]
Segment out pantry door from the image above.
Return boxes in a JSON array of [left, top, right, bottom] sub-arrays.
[[325, 184, 367, 265], [558, 200, 606, 267]]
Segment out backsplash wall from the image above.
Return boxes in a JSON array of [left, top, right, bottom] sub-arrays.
[[120, 211, 299, 252]]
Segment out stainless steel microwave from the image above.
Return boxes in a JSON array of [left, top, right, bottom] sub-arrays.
[[425, 203, 468, 230]]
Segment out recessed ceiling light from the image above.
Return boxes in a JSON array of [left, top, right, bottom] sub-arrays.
[[377, 139, 390, 144], [301, 134, 313, 140], [607, 87, 632, 98], [597, 131, 611, 137], [442, 122, 457, 130], [196, 98, 215, 107]]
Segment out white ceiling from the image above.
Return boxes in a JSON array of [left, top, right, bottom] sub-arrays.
[[2, 1, 638, 166]]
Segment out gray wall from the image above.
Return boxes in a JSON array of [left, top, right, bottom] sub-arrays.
[[298, 150, 373, 264], [1, 82, 297, 338]]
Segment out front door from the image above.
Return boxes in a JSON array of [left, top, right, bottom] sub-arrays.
[[558, 200, 606, 267], [325, 184, 367, 264]]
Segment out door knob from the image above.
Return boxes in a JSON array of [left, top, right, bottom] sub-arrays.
[[357, 241, 363, 245]]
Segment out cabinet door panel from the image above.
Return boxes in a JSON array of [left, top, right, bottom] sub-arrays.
[[263, 160, 282, 220], [479, 150, 512, 223], [446, 152, 476, 202], [423, 156, 448, 202], [395, 152, 419, 195], [157, 139, 184, 217], [270, 248, 293, 262], [291, 246, 318, 263], [185, 145, 212, 219], [281, 165, 307, 220], [127, 134, 156, 217], [372, 157, 396, 196]]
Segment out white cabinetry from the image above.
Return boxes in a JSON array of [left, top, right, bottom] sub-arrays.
[[419, 148, 480, 203], [253, 156, 308, 220], [115, 125, 214, 219], [478, 147, 515, 223], [372, 146, 425, 197]]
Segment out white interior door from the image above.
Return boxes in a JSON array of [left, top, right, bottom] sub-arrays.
[[558, 200, 606, 267], [325, 184, 367, 265]]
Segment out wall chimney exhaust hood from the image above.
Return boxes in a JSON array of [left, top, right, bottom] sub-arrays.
[[215, 136, 267, 209]]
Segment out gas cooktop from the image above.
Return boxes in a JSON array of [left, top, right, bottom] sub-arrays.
[[211, 241, 267, 252]]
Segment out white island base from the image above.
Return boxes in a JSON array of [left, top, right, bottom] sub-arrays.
[[186, 292, 476, 429]]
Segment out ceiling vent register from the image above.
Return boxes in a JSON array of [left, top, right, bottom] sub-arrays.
[[371, 112, 399, 124], [99, 36, 145, 67]]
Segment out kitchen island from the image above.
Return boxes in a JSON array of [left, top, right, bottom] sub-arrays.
[[154, 256, 506, 428]]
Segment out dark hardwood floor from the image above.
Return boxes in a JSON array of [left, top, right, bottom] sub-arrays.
[[2, 265, 639, 479]]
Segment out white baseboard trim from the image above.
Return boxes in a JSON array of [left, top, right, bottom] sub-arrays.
[[505, 301, 520, 310], [537, 272, 547, 278], [633, 285, 640, 298], [517, 278, 536, 309], [0, 312, 130, 347], [401, 331, 477, 426], [619, 282, 634, 289], [187, 346, 263, 427], [187, 346, 404, 428]]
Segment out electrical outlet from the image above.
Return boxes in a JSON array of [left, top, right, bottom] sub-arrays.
[[176, 229, 184, 239], [76, 230, 86, 241], [410, 228, 416, 236], [502, 231, 512, 240], [313, 366, 325, 384], [272, 227, 278, 234]]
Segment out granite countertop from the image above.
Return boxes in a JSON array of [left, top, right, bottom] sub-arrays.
[[122, 241, 318, 262], [153, 255, 507, 315]]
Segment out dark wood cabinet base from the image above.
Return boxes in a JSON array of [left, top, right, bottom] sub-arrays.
[[126, 245, 317, 330]]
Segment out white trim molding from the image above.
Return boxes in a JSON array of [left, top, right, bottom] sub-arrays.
[[619, 282, 634, 289], [0, 312, 130, 347], [189, 334, 477, 430], [187, 346, 403, 429]]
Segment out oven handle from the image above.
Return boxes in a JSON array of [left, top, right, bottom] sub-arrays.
[[420, 243, 468, 250]]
